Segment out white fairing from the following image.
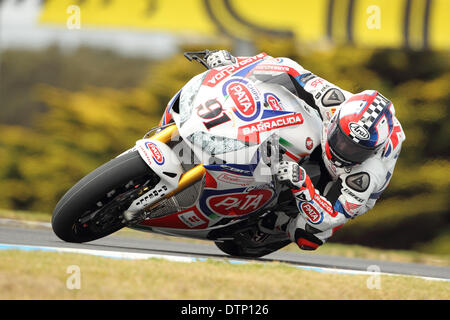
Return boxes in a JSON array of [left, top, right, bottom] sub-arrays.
[[171, 70, 322, 169], [123, 139, 183, 219], [256, 83, 322, 158], [129, 54, 324, 237]]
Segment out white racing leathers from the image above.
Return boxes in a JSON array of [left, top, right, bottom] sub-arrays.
[[254, 56, 406, 249], [285, 118, 405, 249], [248, 55, 353, 121]]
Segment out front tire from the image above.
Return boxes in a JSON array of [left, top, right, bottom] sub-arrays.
[[52, 151, 157, 243]]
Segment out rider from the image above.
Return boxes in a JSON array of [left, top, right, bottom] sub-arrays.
[[205, 50, 405, 251]]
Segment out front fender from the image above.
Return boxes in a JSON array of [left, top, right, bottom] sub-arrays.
[[135, 139, 183, 187], [124, 139, 184, 215]]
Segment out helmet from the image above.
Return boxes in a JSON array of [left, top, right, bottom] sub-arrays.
[[324, 90, 395, 167]]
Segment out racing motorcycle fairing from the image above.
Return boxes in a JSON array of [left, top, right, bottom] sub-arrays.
[[51, 52, 326, 258], [130, 53, 323, 239], [122, 139, 185, 221]]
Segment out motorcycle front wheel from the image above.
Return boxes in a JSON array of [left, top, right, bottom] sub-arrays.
[[52, 151, 157, 243]]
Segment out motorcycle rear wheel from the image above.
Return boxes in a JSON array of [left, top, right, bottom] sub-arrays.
[[52, 151, 157, 243]]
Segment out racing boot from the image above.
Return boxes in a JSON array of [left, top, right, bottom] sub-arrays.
[[258, 211, 291, 235]]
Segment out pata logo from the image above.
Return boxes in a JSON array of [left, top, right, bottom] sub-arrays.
[[301, 202, 322, 224], [145, 142, 165, 165]]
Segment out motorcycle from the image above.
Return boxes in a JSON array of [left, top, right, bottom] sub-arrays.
[[51, 51, 325, 257]]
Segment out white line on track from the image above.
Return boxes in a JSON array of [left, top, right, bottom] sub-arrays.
[[1, 243, 449, 282]]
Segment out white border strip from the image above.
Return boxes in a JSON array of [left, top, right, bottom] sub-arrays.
[[1, 243, 449, 282], [0, 243, 194, 262]]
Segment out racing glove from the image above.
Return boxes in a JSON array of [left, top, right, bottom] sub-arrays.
[[205, 50, 236, 68], [275, 161, 348, 251], [274, 161, 315, 202]]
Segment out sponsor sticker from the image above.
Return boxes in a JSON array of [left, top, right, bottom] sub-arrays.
[[145, 142, 165, 165], [178, 210, 207, 228], [216, 173, 254, 187], [142, 207, 208, 229], [219, 165, 253, 176], [138, 145, 153, 165], [202, 53, 267, 87], [206, 189, 274, 217], [301, 202, 323, 224], [254, 64, 301, 77], [264, 93, 283, 111], [313, 194, 337, 217], [237, 112, 304, 143], [223, 78, 261, 121], [342, 188, 365, 203], [299, 73, 316, 86], [305, 137, 313, 150]]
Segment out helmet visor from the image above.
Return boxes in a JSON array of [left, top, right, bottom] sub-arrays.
[[327, 116, 377, 166]]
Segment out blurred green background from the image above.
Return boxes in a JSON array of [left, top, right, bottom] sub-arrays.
[[0, 0, 448, 254]]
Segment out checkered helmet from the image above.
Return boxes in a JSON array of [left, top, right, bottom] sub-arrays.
[[324, 90, 395, 167]]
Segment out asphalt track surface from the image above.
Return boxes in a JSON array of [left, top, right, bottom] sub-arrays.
[[0, 222, 449, 281]]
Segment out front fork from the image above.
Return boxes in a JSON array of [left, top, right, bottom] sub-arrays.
[[123, 125, 205, 221]]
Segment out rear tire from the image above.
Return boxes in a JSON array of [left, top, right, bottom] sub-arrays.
[[52, 151, 156, 243]]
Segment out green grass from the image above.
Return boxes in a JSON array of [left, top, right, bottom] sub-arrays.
[[0, 208, 52, 223], [1, 208, 449, 267], [0, 250, 449, 300]]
